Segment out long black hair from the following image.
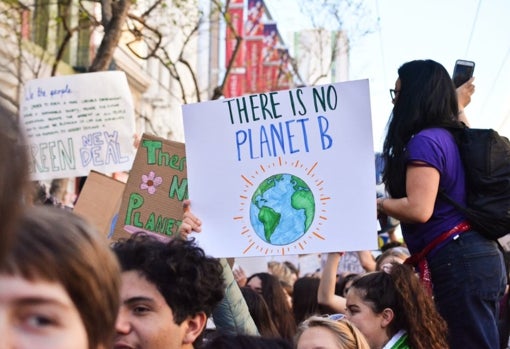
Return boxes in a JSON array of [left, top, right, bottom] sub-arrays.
[[382, 59, 462, 198]]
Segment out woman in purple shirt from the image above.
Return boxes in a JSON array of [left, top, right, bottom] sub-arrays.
[[377, 59, 506, 349]]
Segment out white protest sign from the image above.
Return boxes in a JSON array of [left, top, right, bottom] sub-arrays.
[[20, 71, 136, 181], [182, 80, 378, 258]]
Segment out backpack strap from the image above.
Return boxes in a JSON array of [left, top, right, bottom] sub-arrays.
[[438, 188, 468, 214]]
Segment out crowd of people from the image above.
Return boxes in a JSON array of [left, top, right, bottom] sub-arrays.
[[1, 59, 508, 349]]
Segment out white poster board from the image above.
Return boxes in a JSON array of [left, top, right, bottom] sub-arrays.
[[182, 80, 378, 257], [20, 71, 136, 180]]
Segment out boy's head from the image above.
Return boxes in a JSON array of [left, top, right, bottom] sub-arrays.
[[112, 233, 224, 349]]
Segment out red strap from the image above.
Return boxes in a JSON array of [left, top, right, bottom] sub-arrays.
[[405, 221, 471, 295], [405, 221, 471, 267]]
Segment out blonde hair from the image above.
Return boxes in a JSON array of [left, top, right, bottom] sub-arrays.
[[268, 261, 298, 293], [295, 316, 370, 349]]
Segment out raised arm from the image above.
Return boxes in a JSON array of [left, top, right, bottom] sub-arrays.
[[357, 250, 376, 272], [317, 252, 347, 313], [456, 77, 475, 126]]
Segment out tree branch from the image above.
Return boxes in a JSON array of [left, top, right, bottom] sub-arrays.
[[89, 0, 132, 72]]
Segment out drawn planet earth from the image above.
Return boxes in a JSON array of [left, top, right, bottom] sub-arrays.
[[250, 173, 315, 245]]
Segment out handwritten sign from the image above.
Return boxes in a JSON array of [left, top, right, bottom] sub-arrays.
[[20, 71, 136, 180], [112, 133, 187, 241], [182, 80, 378, 258]]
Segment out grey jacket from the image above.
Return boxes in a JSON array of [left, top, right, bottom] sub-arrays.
[[211, 258, 259, 336]]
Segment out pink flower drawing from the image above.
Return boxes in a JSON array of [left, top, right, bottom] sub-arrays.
[[140, 171, 163, 195]]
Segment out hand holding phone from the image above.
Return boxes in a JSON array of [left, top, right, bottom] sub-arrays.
[[452, 59, 475, 88]]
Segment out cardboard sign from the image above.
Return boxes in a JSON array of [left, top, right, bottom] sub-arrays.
[[73, 171, 125, 238], [112, 133, 187, 241], [20, 71, 136, 180], [182, 80, 378, 258]]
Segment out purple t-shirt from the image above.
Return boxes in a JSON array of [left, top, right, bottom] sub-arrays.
[[402, 128, 467, 255]]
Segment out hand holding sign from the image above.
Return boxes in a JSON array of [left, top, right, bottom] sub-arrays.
[[179, 199, 202, 239]]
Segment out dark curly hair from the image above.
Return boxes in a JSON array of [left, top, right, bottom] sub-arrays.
[[111, 233, 224, 324], [350, 263, 448, 349]]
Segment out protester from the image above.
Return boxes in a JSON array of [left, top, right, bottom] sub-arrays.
[[180, 199, 296, 340], [346, 262, 448, 349], [317, 253, 347, 314], [0, 205, 121, 349], [246, 272, 297, 340], [377, 59, 506, 348], [336, 273, 359, 298], [203, 333, 293, 349], [0, 104, 30, 260], [295, 315, 370, 349], [179, 200, 259, 337], [240, 286, 280, 338], [292, 276, 331, 325], [268, 260, 299, 301], [111, 233, 225, 349], [233, 260, 300, 299], [211, 258, 260, 337], [375, 247, 410, 271]]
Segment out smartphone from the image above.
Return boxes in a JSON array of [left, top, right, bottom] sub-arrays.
[[452, 59, 475, 88]]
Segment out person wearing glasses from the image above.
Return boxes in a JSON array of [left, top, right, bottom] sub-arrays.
[[377, 59, 505, 349]]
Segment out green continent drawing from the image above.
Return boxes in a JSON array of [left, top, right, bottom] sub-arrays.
[[258, 206, 281, 241], [250, 173, 315, 245]]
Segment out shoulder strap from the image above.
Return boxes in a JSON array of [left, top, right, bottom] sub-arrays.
[[438, 189, 467, 213]]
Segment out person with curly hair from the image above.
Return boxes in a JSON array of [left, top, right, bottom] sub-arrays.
[[345, 263, 448, 349], [111, 233, 225, 349]]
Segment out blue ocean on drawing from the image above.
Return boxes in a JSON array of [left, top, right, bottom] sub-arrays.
[[250, 173, 315, 245]]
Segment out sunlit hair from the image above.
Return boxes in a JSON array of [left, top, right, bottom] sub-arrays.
[[203, 333, 293, 349], [268, 260, 298, 296], [268, 261, 298, 284], [375, 247, 410, 271], [295, 315, 370, 349], [350, 263, 448, 349], [0, 206, 121, 349]]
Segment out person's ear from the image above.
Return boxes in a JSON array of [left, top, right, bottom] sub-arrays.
[[380, 308, 395, 328], [182, 312, 207, 344]]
